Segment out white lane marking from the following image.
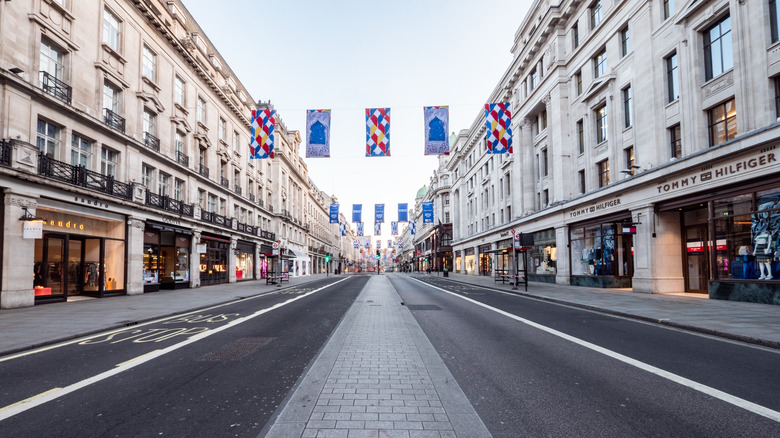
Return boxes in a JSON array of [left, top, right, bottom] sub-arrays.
[[411, 277, 780, 423], [0, 278, 351, 421], [0, 283, 323, 363]]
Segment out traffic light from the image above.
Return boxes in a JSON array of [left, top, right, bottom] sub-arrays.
[[376, 250, 380, 259], [325, 253, 330, 262]]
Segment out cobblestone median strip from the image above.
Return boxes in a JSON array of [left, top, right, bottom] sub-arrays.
[[265, 275, 490, 438]]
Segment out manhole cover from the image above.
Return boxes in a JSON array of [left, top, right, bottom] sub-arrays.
[[406, 305, 442, 311]]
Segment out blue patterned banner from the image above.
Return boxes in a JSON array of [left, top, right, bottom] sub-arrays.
[[375, 204, 385, 223], [352, 204, 362, 223], [339, 222, 346, 237], [391, 221, 398, 236], [410, 222, 416, 236], [398, 203, 408, 222], [357, 222, 364, 236], [424, 106, 450, 155], [374, 222, 381, 235], [422, 202, 434, 223], [329, 204, 339, 224], [306, 109, 331, 158], [388, 240, 393, 248]]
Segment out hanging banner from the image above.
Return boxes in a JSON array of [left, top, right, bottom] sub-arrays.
[[306, 109, 331, 158], [354, 242, 359, 249], [424, 106, 450, 155], [339, 222, 347, 237], [352, 204, 362, 223], [422, 202, 434, 223], [376, 239, 381, 249], [485, 102, 513, 154], [250, 109, 275, 159], [388, 240, 393, 248], [374, 222, 381, 235], [366, 108, 390, 156], [410, 222, 416, 236], [375, 204, 385, 223], [398, 240, 404, 248], [391, 221, 398, 236], [398, 203, 408, 222], [329, 204, 339, 224], [357, 222, 364, 236], [365, 240, 371, 248]]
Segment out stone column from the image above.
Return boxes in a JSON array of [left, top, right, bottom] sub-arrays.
[[555, 226, 570, 285], [1, 191, 38, 308], [229, 237, 237, 283], [520, 117, 535, 215], [125, 217, 146, 296], [191, 230, 202, 288], [631, 206, 684, 293]]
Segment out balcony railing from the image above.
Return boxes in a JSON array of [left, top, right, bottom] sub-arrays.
[[144, 132, 160, 152], [103, 108, 126, 133], [198, 164, 209, 178], [237, 222, 257, 235], [40, 71, 72, 104], [0, 140, 11, 167], [176, 151, 189, 167], [201, 210, 231, 228], [220, 176, 229, 188], [38, 154, 133, 200], [145, 191, 195, 217], [258, 199, 264, 208], [249, 193, 255, 202], [234, 185, 242, 196], [260, 230, 276, 241]]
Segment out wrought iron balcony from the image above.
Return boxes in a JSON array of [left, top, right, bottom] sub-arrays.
[[0, 140, 11, 167], [198, 164, 209, 178], [40, 71, 72, 104], [260, 230, 276, 241], [201, 210, 231, 228], [144, 132, 160, 152], [258, 199, 264, 208], [234, 185, 242, 196], [249, 193, 255, 202], [176, 151, 189, 167], [37, 154, 133, 200], [220, 176, 229, 188], [145, 191, 195, 217], [103, 108, 126, 133]]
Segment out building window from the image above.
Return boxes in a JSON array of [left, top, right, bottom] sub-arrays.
[[573, 24, 579, 49], [159, 172, 170, 197], [103, 8, 121, 52], [704, 16, 733, 81], [40, 39, 64, 81], [543, 189, 549, 207], [542, 148, 549, 177], [101, 146, 117, 177], [233, 131, 240, 153], [597, 159, 610, 188], [590, 0, 603, 29], [540, 110, 548, 130], [174, 179, 184, 202], [773, 0, 780, 43], [445, 212, 450, 223], [143, 108, 156, 136], [103, 81, 120, 113], [593, 48, 607, 78], [199, 148, 206, 168], [595, 104, 608, 144], [577, 119, 585, 154], [197, 96, 206, 124], [219, 117, 226, 141], [625, 146, 635, 174], [142, 44, 156, 82], [207, 194, 217, 213], [36, 119, 59, 158], [670, 124, 682, 159], [622, 85, 632, 128], [620, 25, 630, 57], [142, 164, 154, 190], [666, 52, 679, 103], [579, 170, 586, 194], [174, 75, 185, 106], [71, 133, 91, 168], [663, 0, 675, 20], [775, 76, 780, 119], [530, 68, 538, 91], [575, 70, 582, 95], [709, 98, 737, 146]]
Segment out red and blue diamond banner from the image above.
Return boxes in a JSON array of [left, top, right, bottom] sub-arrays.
[[306, 109, 331, 158], [366, 108, 390, 157], [250, 109, 275, 159], [357, 222, 364, 236], [485, 103, 513, 154], [424, 106, 450, 155], [391, 221, 398, 236]]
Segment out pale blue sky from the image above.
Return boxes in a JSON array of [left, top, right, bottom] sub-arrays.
[[182, 0, 533, 243]]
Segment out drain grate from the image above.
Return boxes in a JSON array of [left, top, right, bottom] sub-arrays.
[[199, 337, 274, 362], [406, 305, 442, 311]]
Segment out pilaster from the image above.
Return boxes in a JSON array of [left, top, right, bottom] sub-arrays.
[[1, 191, 38, 308], [126, 217, 145, 295]]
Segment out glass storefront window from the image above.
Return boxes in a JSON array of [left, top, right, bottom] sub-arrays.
[[105, 239, 125, 290], [144, 243, 159, 284], [532, 229, 557, 275], [570, 223, 633, 277], [464, 249, 475, 275]]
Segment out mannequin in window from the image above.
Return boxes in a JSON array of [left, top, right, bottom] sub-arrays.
[[753, 230, 774, 280]]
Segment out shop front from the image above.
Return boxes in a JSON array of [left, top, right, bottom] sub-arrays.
[[260, 244, 273, 278], [454, 250, 462, 273], [569, 213, 634, 288], [478, 244, 492, 276], [143, 221, 191, 292], [200, 233, 229, 286], [33, 199, 126, 302], [235, 240, 255, 281], [464, 248, 476, 275], [529, 229, 557, 283]]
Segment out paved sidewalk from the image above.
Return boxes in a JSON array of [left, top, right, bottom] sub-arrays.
[[416, 272, 780, 348], [265, 275, 489, 438], [0, 273, 330, 356]]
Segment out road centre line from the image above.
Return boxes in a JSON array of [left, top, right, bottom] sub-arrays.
[[0, 277, 351, 422], [411, 277, 780, 423], [0, 281, 330, 363]]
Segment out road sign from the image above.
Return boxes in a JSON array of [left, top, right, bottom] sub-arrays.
[[272, 242, 279, 249]]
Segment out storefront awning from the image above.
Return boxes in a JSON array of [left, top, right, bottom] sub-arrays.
[[288, 247, 310, 261]]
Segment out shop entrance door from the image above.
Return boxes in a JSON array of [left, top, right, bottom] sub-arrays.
[[66, 238, 83, 296], [684, 225, 710, 293], [44, 235, 66, 296]]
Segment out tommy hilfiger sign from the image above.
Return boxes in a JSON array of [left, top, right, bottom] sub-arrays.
[[656, 148, 777, 194], [568, 198, 622, 219]]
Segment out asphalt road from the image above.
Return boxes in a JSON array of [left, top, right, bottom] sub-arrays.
[[0, 276, 367, 437], [391, 274, 780, 438]]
